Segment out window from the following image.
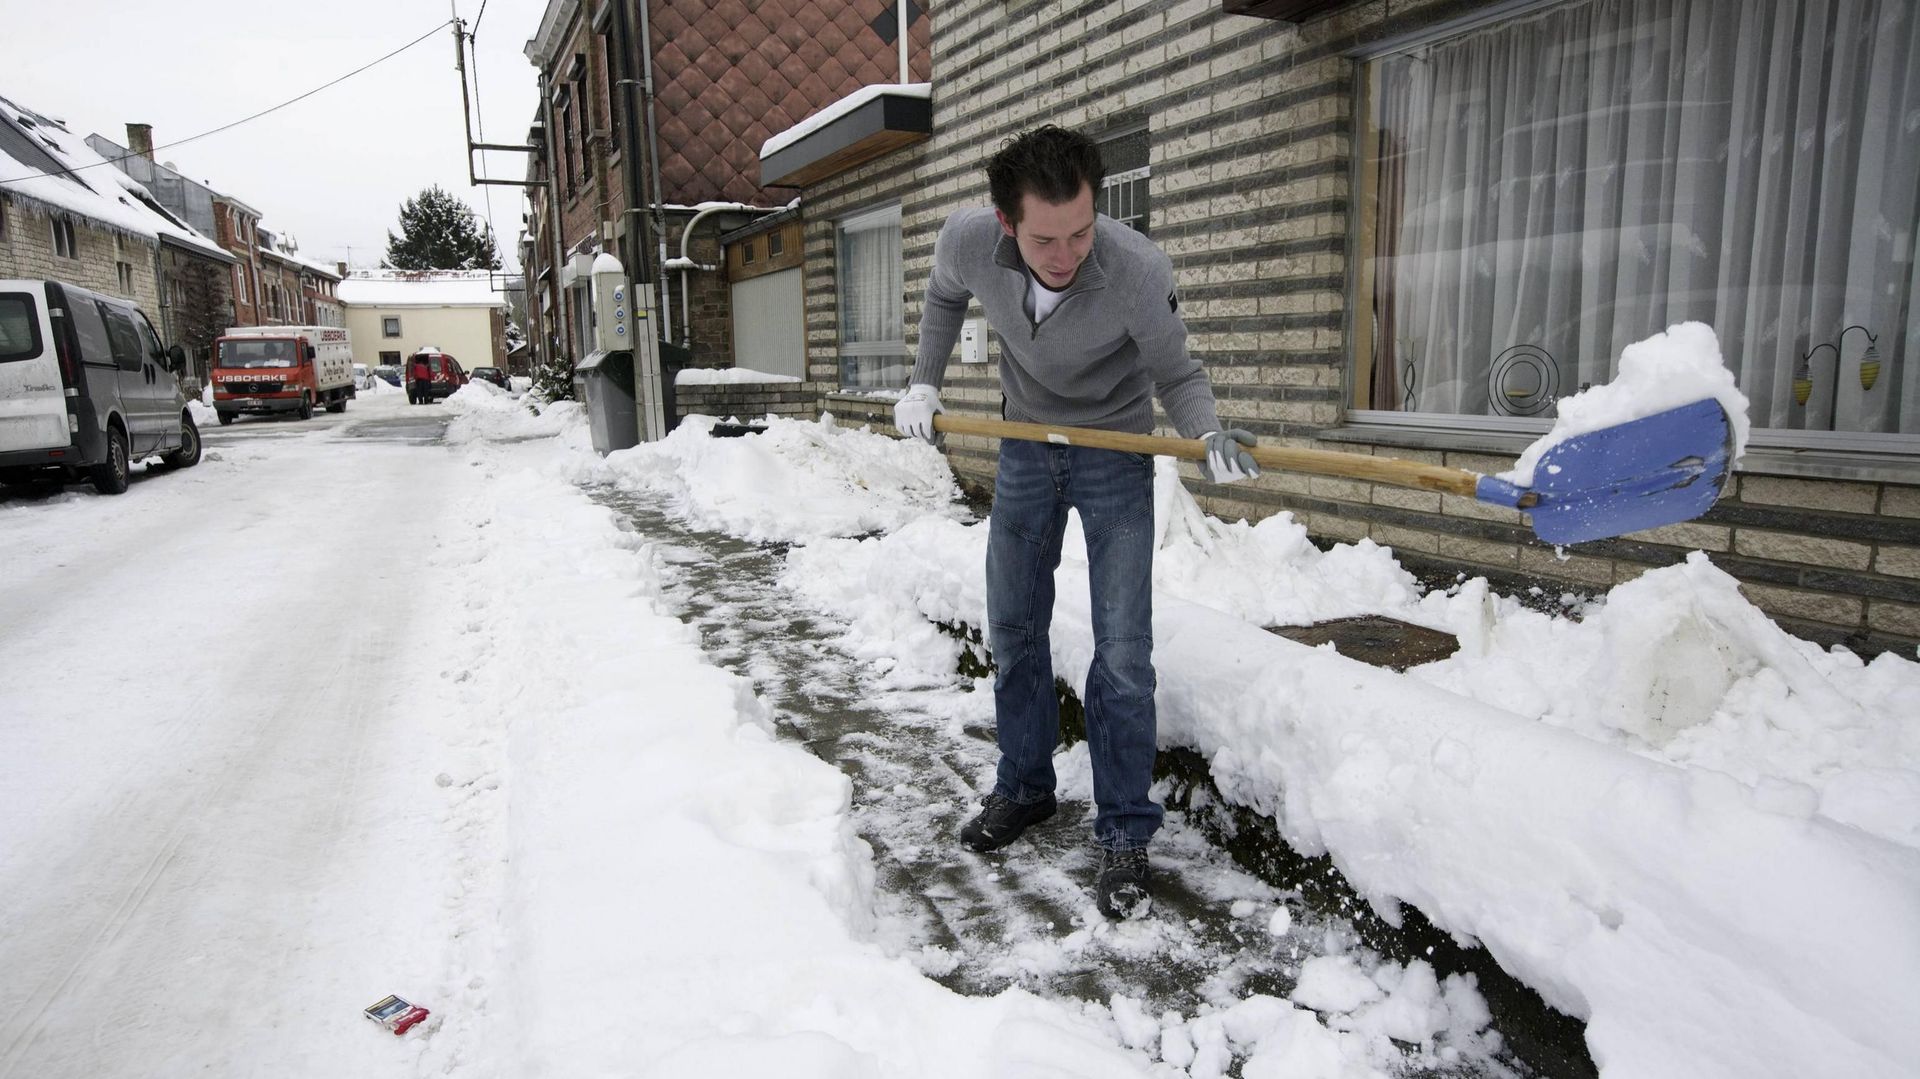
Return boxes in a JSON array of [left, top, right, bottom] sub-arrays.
[[379, 350, 401, 364], [98, 302, 144, 372], [51, 216, 77, 259], [66, 294, 111, 362], [1097, 126, 1150, 235], [743, 239, 756, 264], [0, 292, 42, 363], [1353, 0, 1920, 446], [601, 44, 622, 151], [0, 200, 9, 243], [574, 69, 589, 168], [383, 316, 401, 338], [836, 203, 907, 390], [116, 261, 134, 294], [767, 229, 784, 257], [561, 102, 578, 197], [135, 310, 166, 361]]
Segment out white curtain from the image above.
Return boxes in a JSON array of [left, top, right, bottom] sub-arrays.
[[837, 206, 905, 389], [1375, 0, 1920, 435]]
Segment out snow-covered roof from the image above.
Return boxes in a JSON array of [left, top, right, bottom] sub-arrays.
[[258, 244, 342, 280], [0, 91, 228, 261], [337, 271, 509, 309], [759, 83, 930, 159]]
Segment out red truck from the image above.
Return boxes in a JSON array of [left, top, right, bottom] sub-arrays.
[[211, 325, 354, 425]]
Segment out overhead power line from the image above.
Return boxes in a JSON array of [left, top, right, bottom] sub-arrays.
[[2, 20, 453, 184]]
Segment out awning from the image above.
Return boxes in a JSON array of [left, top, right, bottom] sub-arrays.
[[759, 83, 932, 188]]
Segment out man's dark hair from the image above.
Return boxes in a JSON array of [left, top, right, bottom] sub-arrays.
[[987, 125, 1106, 225]]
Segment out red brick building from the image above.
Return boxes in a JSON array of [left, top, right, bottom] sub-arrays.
[[519, 0, 929, 387]]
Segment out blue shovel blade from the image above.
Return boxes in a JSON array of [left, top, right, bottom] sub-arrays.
[[1478, 399, 1733, 545]]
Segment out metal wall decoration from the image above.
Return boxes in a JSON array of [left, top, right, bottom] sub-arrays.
[[1487, 344, 1559, 417]]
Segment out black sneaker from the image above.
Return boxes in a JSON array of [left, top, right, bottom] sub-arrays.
[[959, 792, 1056, 852], [1095, 845, 1151, 919]]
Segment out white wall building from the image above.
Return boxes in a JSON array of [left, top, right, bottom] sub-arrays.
[[337, 271, 509, 372]]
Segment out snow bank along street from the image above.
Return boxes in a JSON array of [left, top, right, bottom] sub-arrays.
[[2, 384, 1917, 1078]]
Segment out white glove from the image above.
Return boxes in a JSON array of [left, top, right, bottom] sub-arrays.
[[1202, 429, 1260, 484], [894, 382, 944, 443]]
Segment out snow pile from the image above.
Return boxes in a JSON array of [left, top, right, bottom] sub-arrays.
[[1411, 553, 1920, 848], [422, 411, 1917, 1077], [675, 366, 803, 385], [1147, 462, 1428, 626], [440, 383, 586, 446], [1110, 956, 1498, 1077], [567, 416, 1915, 1078], [435, 439, 1160, 1077], [1504, 322, 1751, 485], [588, 414, 968, 543]]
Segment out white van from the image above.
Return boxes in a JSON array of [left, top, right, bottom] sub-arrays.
[[0, 278, 201, 494]]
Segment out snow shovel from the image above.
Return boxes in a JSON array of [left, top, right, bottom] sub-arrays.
[[930, 398, 1732, 544]]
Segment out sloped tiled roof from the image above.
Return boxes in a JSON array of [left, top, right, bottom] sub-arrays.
[[649, 0, 929, 204]]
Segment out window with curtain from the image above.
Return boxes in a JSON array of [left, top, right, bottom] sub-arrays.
[[1354, 0, 1920, 443], [837, 203, 907, 390]]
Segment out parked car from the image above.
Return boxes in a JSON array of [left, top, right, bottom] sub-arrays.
[[0, 278, 201, 494], [374, 364, 402, 387], [406, 349, 468, 404], [471, 366, 509, 388], [353, 363, 372, 391]]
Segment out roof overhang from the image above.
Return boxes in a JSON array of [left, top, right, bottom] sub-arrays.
[[1220, 0, 1367, 23], [524, 0, 582, 68], [759, 83, 932, 189], [160, 233, 237, 265]]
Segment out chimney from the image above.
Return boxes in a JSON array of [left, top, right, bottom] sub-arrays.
[[126, 123, 154, 161], [336, 261, 348, 277]]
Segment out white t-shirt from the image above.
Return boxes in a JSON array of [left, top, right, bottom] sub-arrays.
[[1027, 270, 1068, 324]]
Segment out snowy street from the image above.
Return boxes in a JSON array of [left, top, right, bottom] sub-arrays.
[[2, 386, 1917, 1078], [0, 395, 484, 1075]]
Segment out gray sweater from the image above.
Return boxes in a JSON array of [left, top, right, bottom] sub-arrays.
[[911, 207, 1221, 438]]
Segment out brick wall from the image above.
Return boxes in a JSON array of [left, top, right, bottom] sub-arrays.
[[671, 381, 825, 426], [789, 0, 1919, 657]]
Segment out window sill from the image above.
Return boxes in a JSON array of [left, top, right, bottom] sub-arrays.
[[823, 390, 902, 424], [1319, 422, 1920, 485]]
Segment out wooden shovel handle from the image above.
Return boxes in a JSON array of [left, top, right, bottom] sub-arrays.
[[932, 413, 1494, 500]]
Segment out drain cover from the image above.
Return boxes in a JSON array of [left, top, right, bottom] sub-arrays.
[[1266, 615, 1459, 671]]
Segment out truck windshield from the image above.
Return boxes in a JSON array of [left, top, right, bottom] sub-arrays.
[[219, 339, 297, 368]]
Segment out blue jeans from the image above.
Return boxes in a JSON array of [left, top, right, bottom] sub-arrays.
[[986, 438, 1162, 851]]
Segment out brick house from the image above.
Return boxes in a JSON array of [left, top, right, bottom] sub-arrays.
[[518, 0, 931, 416], [212, 193, 268, 328], [256, 227, 343, 327], [1, 95, 234, 380], [762, 0, 1919, 657]]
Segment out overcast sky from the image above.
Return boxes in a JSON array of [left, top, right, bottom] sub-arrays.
[[0, 0, 546, 272]]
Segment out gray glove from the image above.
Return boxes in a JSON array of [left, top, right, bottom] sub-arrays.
[[1201, 429, 1260, 484]]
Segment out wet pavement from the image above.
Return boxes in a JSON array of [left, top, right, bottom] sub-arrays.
[[589, 484, 1563, 1078]]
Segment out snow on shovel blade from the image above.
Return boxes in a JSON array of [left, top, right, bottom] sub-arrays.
[[1477, 399, 1733, 545]]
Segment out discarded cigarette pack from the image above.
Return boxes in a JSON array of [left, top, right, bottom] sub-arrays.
[[364, 994, 431, 1035]]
